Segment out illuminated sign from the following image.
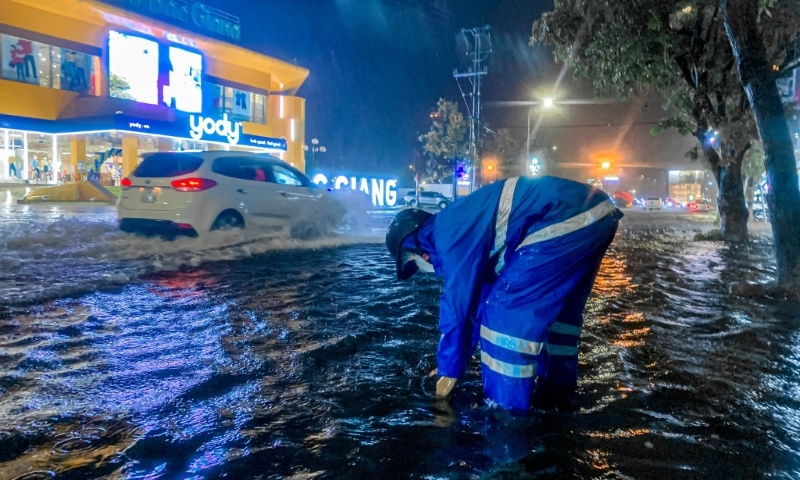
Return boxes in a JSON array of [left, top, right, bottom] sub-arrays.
[[190, 113, 239, 144], [115, 114, 286, 149], [100, 0, 241, 42], [101, 11, 198, 47], [603, 175, 619, 182], [312, 174, 398, 207]]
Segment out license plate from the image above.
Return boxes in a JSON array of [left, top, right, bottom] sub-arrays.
[[141, 189, 156, 203]]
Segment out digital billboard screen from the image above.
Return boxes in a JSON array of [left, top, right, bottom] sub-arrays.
[[162, 46, 203, 113], [108, 30, 159, 105]]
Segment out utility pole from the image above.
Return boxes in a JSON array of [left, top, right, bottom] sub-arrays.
[[454, 25, 492, 195]]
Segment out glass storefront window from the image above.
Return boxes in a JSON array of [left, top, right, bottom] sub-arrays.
[[252, 93, 266, 124], [27, 133, 56, 183], [203, 82, 267, 125], [1, 34, 99, 96]]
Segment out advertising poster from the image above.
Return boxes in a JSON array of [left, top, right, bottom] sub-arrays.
[[162, 46, 202, 113], [232, 88, 250, 118], [2, 34, 40, 85], [60, 48, 91, 93], [108, 30, 159, 105]]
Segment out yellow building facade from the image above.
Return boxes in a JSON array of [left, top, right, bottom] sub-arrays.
[[0, 0, 308, 184]]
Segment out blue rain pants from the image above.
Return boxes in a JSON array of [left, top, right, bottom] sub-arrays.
[[478, 213, 618, 412]]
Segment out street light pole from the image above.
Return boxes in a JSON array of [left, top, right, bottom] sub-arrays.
[[303, 138, 326, 173], [526, 107, 532, 167], [526, 98, 553, 176]]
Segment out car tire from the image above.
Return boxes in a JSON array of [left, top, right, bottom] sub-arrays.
[[211, 210, 244, 231], [438, 201, 448, 209]]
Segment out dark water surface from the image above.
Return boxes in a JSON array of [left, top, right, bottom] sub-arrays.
[[2, 212, 800, 479]]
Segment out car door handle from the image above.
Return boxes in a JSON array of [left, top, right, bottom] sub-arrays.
[[237, 188, 247, 194]]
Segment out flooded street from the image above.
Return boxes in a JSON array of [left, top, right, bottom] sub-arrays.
[[1, 196, 799, 479]]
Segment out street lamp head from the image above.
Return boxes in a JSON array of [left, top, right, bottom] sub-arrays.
[[542, 97, 554, 109], [312, 138, 319, 145], [601, 161, 611, 170], [319, 146, 327, 153], [303, 145, 309, 151]]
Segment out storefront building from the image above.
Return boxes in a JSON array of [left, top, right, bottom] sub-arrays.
[[668, 170, 717, 204], [0, 0, 308, 185]]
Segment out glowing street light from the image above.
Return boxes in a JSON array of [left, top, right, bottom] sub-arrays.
[[303, 138, 326, 172], [542, 97, 554, 109], [601, 161, 611, 170]]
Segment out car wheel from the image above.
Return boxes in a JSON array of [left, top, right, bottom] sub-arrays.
[[211, 210, 244, 231], [438, 201, 448, 209], [408, 200, 417, 208]]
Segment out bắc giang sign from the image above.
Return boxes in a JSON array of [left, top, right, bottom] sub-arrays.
[[312, 174, 398, 207], [103, 0, 241, 42]]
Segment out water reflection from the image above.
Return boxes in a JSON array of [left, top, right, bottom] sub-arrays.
[[1, 228, 800, 478]]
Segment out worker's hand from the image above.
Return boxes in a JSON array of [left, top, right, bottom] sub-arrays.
[[435, 376, 457, 398], [428, 368, 457, 398]]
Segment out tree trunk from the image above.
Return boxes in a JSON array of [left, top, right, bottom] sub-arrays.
[[718, 158, 749, 242], [698, 139, 749, 241], [723, 0, 800, 287]]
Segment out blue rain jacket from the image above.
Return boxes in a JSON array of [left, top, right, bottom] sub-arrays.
[[405, 176, 613, 379]]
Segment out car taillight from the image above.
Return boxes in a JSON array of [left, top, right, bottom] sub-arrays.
[[121, 177, 132, 189], [171, 178, 217, 192]]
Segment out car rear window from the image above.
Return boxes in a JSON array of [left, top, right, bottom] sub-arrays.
[[133, 153, 204, 178]]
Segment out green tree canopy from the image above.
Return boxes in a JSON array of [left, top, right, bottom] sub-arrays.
[[532, 0, 799, 241], [419, 98, 469, 183]]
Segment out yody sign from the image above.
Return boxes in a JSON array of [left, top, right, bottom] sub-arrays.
[[189, 113, 241, 144]]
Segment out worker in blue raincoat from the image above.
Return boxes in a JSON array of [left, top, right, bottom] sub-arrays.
[[385, 176, 622, 412]]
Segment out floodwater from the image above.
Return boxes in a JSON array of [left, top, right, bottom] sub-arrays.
[[1, 193, 799, 479]]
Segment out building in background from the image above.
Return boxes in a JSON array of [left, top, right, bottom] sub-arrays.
[[668, 170, 717, 204], [0, 0, 308, 185]]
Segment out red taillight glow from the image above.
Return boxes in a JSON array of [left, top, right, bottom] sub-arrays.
[[121, 177, 132, 189], [170, 178, 217, 192], [175, 223, 194, 229]]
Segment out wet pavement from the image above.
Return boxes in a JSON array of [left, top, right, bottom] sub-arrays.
[[1, 195, 798, 479]]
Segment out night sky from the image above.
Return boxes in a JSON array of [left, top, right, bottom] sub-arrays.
[[196, 0, 696, 189]]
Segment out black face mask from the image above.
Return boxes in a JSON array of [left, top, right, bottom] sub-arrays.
[[398, 250, 421, 280]]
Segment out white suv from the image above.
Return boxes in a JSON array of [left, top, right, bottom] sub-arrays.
[[119, 151, 345, 238], [644, 197, 663, 211], [403, 191, 453, 209]]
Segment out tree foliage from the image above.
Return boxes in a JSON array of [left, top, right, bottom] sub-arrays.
[[532, 0, 799, 240], [109, 73, 135, 101], [419, 98, 469, 183]]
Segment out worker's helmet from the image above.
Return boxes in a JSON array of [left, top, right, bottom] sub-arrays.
[[386, 208, 433, 280]]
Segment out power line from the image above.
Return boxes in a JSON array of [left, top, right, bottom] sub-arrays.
[[453, 25, 492, 195], [494, 121, 663, 130]]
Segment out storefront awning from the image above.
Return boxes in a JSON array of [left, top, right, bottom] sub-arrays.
[[0, 112, 287, 151]]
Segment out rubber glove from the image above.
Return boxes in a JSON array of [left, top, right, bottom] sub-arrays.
[[429, 368, 457, 398]]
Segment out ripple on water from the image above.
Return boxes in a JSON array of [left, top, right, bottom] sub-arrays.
[[1, 214, 799, 478], [11, 471, 56, 480]]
